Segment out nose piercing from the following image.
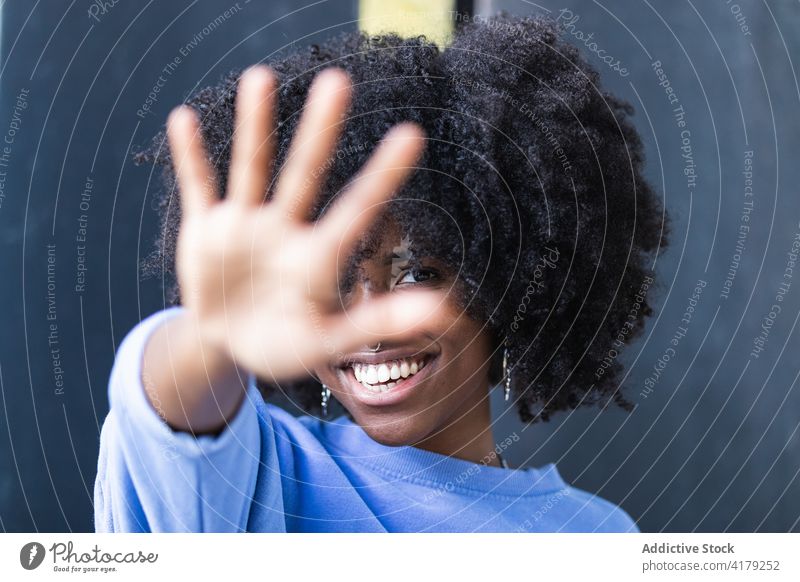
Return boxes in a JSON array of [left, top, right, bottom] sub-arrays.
[[369, 341, 381, 352]]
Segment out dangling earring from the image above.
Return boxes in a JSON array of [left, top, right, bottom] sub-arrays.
[[502, 340, 512, 402], [321, 383, 331, 417]]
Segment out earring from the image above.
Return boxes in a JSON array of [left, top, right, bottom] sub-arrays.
[[502, 341, 512, 402], [321, 383, 331, 417]]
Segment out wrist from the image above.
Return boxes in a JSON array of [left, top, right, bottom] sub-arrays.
[[145, 309, 247, 433], [176, 309, 240, 376]]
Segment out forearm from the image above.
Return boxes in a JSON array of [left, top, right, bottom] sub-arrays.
[[142, 310, 246, 435]]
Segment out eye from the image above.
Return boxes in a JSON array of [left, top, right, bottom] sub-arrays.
[[396, 266, 439, 286]]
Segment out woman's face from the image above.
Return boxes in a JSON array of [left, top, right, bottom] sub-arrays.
[[314, 221, 495, 447]]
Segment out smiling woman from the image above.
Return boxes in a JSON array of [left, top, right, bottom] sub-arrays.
[[94, 14, 669, 533], [313, 218, 498, 454]]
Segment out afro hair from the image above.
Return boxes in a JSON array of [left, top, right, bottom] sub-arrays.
[[134, 14, 671, 424]]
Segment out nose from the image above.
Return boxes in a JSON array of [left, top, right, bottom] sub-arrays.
[[343, 275, 394, 350]]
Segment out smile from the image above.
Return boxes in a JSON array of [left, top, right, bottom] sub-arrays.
[[351, 355, 430, 393], [337, 351, 438, 406]]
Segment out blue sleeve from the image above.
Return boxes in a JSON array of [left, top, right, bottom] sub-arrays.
[[93, 307, 268, 532]]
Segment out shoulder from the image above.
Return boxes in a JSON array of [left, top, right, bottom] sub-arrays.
[[254, 399, 333, 451], [557, 483, 640, 532], [259, 400, 319, 432]]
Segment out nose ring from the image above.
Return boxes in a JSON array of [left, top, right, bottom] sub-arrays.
[[369, 341, 382, 352]]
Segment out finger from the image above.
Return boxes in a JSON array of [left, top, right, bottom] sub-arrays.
[[226, 65, 278, 206], [167, 106, 219, 216], [325, 290, 446, 358], [314, 123, 424, 272], [271, 68, 352, 221]]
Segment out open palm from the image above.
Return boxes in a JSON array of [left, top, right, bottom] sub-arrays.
[[166, 65, 443, 383]]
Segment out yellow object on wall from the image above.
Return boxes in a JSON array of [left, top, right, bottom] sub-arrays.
[[359, 0, 456, 47]]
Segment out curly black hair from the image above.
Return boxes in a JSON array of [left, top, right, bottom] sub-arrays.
[[134, 14, 670, 424]]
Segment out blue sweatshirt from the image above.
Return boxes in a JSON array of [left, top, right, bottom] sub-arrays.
[[93, 307, 639, 533]]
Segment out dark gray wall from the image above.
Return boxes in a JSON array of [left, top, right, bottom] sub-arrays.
[[1, 0, 798, 532], [487, 0, 800, 532]]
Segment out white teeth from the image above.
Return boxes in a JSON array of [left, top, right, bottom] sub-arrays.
[[377, 364, 390, 383], [350, 356, 429, 393]]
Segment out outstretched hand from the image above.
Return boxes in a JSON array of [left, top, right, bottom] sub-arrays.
[[166, 65, 444, 382]]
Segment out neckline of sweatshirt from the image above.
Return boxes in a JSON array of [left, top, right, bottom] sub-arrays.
[[294, 409, 569, 500]]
